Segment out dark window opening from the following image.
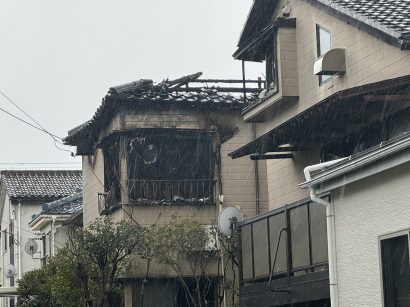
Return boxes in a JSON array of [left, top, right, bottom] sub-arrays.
[[3, 230, 7, 252], [127, 131, 214, 205], [265, 38, 278, 94], [316, 25, 331, 85], [381, 233, 410, 307], [132, 277, 218, 307], [103, 140, 121, 206]]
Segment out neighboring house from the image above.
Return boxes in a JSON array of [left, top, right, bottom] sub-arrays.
[[63, 73, 269, 306], [228, 0, 410, 306], [29, 192, 83, 266], [0, 170, 82, 306]]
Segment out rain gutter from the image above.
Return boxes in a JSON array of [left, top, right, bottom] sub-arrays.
[[302, 158, 346, 307], [300, 133, 410, 192]]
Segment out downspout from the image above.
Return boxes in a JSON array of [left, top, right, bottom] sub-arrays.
[[252, 123, 260, 215], [51, 217, 56, 257], [303, 159, 345, 307], [17, 202, 21, 280]]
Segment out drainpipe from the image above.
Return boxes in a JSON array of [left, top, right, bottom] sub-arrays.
[[51, 217, 56, 257], [303, 158, 345, 307], [252, 123, 260, 215], [17, 202, 21, 280]]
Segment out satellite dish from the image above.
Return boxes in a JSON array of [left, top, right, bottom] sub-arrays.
[[25, 239, 38, 256], [218, 206, 243, 236], [4, 264, 15, 279]]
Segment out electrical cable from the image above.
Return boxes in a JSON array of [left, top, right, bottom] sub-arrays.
[[0, 89, 74, 155]]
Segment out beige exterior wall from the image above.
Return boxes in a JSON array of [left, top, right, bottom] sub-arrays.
[[332, 162, 410, 306], [220, 120, 269, 218], [267, 148, 319, 209], [82, 149, 106, 226], [247, 0, 410, 210]]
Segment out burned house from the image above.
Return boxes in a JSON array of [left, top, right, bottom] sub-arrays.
[[64, 73, 269, 306], [229, 0, 410, 306]]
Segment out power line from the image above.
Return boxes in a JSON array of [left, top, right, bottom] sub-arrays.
[[0, 89, 62, 140], [0, 105, 62, 139], [0, 88, 74, 155]]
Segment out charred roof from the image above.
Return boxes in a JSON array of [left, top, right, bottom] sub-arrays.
[[64, 72, 261, 146]]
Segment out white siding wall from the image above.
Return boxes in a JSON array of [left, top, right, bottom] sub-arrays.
[[333, 162, 410, 306]]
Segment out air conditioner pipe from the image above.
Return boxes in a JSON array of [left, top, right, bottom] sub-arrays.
[[303, 158, 345, 307]]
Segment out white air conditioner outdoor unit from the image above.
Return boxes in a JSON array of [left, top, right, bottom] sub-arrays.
[[314, 48, 346, 76]]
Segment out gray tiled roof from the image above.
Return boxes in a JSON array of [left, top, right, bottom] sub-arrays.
[[0, 170, 82, 200], [64, 74, 250, 145], [41, 192, 82, 215], [311, 0, 410, 47]]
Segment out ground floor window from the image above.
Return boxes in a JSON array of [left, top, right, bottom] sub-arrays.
[[131, 277, 218, 307], [380, 230, 410, 307]]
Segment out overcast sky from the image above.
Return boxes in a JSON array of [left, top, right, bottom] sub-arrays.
[[0, 0, 262, 169]]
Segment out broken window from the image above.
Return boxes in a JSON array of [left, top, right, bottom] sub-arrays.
[[380, 231, 410, 307], [127, 131, 213, 205], [103, 140, 121, 206], [265, 39, 278, 93], [316, 25, 331, 84]]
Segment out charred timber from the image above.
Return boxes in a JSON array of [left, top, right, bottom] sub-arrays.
[[171, 87, 262, 93], [250, 154, 293, 160]]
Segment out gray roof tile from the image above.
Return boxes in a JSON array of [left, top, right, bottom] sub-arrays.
[[41, 192, 83, 215], [316, 0, 410, 45], [1, 170, 82, 200]]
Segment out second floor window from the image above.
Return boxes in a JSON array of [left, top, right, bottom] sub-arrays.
[[265, 39, 278, 94], [127, 131, 213, 205], [103, 141, 121, 204], [316, 25, 331, 84]]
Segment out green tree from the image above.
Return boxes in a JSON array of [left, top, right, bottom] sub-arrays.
[[18, 218, 142, 307], [149, 217, 217, 307]]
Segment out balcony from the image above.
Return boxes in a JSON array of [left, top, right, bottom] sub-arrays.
[[128, 179, 215, 205]]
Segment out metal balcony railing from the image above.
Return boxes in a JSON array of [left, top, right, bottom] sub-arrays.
[[128, 179, 215, 205]]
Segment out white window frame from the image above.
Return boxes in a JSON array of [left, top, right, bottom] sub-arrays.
[[378, 229, 410, 307]]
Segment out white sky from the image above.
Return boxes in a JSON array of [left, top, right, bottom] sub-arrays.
[[0, 0, 263, 169]]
